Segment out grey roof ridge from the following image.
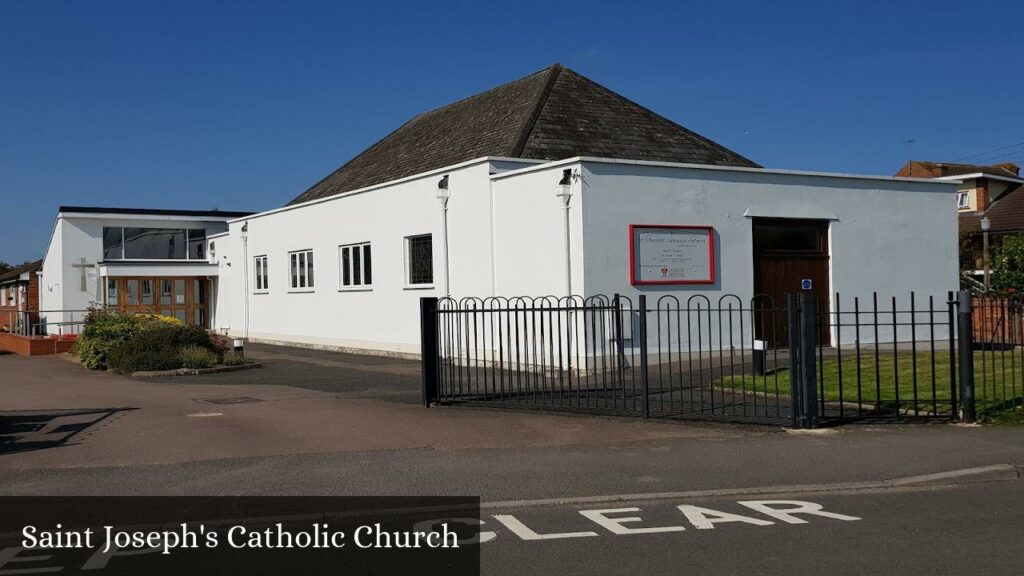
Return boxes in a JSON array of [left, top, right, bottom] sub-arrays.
[[556, 68, 760, 168], [509, 63, 563, 157]]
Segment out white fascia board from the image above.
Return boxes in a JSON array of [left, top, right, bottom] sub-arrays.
[[58, 211, 237, 223], [230, 156, 546, 224], [207, 231, 230, 239], [933, 173, 1024, 185], [491, 156, 962, 189], [98, 262, 220, 277]]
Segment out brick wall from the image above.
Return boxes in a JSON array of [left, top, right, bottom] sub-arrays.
[[0, 271, 41, 333], [0, 332, 76, 356]]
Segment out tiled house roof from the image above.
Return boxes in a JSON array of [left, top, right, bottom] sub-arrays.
[[896, 160, 1021, 179], [0, 260, 42, 284], [287, 64, 759, 205], [961, 185, 1024, 235]]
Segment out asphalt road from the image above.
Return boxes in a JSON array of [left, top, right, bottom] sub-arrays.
[[3, 346, 1024, 574], [479, 477, 1024, 575]]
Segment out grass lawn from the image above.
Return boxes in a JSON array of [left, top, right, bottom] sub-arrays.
[[715, 350, 1024, 417]]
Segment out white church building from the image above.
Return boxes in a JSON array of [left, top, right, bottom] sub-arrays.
[[37, 64, 958, 356]]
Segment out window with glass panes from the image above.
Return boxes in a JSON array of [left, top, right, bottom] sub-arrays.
[[406, 234, 433, 285], [339, 243, 372, 288], [289, 250, 314, 289], [254, 255, 269, 291]]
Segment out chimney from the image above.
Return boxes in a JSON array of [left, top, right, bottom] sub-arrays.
[[993, 163, 1020, 177]]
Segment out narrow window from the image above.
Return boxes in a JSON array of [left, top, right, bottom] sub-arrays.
[[254, 256, 268, 291], [107, 279, 119, 306], [406, 234, 433, 285], [127, 280, 139, 305], [341, 247, 351, 286], [142, 280, 153, 305]]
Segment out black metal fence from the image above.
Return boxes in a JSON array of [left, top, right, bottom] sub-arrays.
[[420, 291, 1022, 427]]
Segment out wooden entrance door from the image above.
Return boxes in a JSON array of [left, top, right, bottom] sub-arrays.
[[106, 276, 209, 328], [752, 218, 830, 347]]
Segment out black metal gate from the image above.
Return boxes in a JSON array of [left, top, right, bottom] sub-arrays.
[[420, 291, 1011, 427]]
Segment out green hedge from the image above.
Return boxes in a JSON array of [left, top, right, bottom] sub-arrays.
[[106, 325, 214, 374], [78, 311, 216, 373]]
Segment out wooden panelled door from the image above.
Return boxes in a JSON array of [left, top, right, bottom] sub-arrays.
[[106, 277, 209, 327], [753, 218, 831, 347]]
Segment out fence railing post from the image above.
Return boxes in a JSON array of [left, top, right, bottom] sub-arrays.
[[787, 293, 802, 428], [799, 293, 819, 429], [956, 291, 976, 422], [420, 297, 440, 407], [638, 294, 650, 418]]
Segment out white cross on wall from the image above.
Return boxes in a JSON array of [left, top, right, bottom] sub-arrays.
[[70, 258, 95, 292]]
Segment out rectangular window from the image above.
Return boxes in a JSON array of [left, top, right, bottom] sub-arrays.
[[142, 280, 154, 305], [957, 192, 970, 209], [289, 250, 315, 290], [102, 228, 124, 259], [187, 229, 207, 259], [123, 228, 187, 260], [254, 255, 269, 291], [160, 279, 172, 305], [127, 280, 139, 305], [107, 279, 119, 306], [339, 243, 372, 288], [406, 234, 433, 285]]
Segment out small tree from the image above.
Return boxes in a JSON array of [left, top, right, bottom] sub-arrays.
[[991, 233, 1024, 293], [0, 261, 10, 274]]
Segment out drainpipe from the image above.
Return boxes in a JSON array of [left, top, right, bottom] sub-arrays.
[[437, 175, 451, 296], [240, 222, 249, 340], [556, 169, 574, 296]]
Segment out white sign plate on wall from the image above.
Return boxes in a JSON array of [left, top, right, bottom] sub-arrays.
[[630, 225, 715, 285]]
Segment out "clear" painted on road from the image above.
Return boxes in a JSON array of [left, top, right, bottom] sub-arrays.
[[414, 500, 861, 544]]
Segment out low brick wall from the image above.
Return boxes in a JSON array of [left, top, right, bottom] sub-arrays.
[[0, 333, 76, 356]]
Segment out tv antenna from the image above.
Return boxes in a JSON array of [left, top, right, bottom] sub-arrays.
[[902, 138, 916, 163]]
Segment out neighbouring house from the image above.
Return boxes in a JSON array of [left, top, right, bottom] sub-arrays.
[[200, 64, 957, 356], [36, 207, 252, 334], [0, 260, 42, 334], [895, 160, 1024, 279]]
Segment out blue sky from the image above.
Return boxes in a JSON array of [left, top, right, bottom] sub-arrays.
[[1, 0, 1021, 264]]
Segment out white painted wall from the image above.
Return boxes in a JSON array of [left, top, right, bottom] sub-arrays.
[[577, 159, 960, 348], [212, 158, 541, 355], [212, 155, 959, 358], [38, 213, 230, 332]]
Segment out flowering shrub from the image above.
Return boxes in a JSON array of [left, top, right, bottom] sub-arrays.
[[77, 310, 212, 371]]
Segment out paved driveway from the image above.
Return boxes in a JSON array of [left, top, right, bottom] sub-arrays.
[[143, 342, 425, 403], [0, 345, 739, 470]]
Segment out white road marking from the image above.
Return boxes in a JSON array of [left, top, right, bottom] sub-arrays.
[[676, 505, 774, 530], [490, 515, 598, 541], [577, 508, 686, 535]]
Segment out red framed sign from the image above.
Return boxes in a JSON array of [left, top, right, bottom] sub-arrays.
[[629, 225, 715, 285]]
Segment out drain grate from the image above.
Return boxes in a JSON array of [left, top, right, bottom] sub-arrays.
[[196, 396, 263, 405]]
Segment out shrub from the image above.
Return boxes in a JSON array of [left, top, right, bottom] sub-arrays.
[[77, 310, 143, 370], [207, 333, 231, 362], [181, 345, 217, 369], [222, 352, 247, 366], [106, 324, 215, 374], [77, 311, 189, 370]]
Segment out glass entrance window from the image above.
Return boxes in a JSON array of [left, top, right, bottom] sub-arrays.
[[142, 280, 153, 305], [127, 280, 139, 305], [160, 280, 172, 305], [106, 280, 118, 305]]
